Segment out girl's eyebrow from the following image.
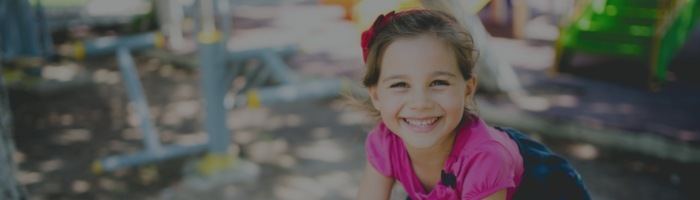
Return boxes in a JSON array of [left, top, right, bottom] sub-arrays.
[[381, 75, 406, 83], [432, 71, 457, 77], [381, 70, 457, 83]]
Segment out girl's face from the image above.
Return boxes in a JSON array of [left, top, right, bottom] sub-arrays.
[[369, 34, 475, 149]]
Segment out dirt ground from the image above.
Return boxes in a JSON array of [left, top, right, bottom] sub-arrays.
[[8, 80, 697, 199]]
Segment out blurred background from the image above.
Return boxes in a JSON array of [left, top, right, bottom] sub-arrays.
[[1, 0, 699, 199]]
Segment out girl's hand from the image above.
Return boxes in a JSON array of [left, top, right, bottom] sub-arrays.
[[357, 162, 395, 200]]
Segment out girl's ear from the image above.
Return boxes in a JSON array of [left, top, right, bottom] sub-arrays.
[[368, 86, 381, 110], [465, 75, 477, 98]]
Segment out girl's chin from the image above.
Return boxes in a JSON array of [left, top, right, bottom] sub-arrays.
[[399, 132, 442, 148]]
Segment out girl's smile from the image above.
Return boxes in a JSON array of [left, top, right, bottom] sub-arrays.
[[401, 116, 441, 133]]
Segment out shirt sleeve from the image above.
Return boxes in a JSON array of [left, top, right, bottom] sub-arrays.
[[459, 142, 518, 199], [365, 126, 393, 178]]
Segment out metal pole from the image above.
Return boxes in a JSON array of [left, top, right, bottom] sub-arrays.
[[116, 48, 162, 154], [72, 32, 163, 59], [0, 62, 26, 200], [198, 0, 230, 154], [234, 79, 355, 108], [96, 144, 208, 172]]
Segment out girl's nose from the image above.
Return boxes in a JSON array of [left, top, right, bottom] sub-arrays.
[[407, 88, 434, 110]]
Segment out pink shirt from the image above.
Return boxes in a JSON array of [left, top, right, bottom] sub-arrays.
[[365, 117, 524, 200]]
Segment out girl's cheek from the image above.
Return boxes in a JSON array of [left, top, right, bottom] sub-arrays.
[[435, 92, 465, 108]]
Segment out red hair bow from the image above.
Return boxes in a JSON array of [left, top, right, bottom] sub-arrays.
[[361, 11, 397, 62]]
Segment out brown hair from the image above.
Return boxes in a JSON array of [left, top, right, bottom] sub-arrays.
[[350, 9, 478, 118]]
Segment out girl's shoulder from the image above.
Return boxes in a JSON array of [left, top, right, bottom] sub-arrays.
[[450, 118, 523, 172], [366, 122, 396, 144], [364, 122, 400, 177], [455, 118, 521, 157]]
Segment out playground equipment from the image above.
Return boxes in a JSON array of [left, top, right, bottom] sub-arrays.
[[91, 0, 352, 176], [0, 0, 53, 61], [554, 0, 700, 87]]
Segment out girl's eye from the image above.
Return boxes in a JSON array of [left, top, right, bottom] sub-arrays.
[[389, 82, 408, 88], [430, 80, 450, 87]]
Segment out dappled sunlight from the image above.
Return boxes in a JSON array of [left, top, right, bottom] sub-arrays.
[[107, 140, 133, 153], [337, 110, 373, 126], [85, 0, 150, 17], [38, 159, 64, 173], [159, 100, 201, 126], [274, 5, 344, 29], [71, 180, 91, 194], [490, 38, 555, 70], [98, 177, 126, 192], [53, 128, 92, 145], [552, 94, 580, 108], [172, 84, 197, 100], [275, 154, 298, 169], [285, 114, 303, 128], [274, 175, 327, 200], [515, 95, 551, 111], [567, 143, 599, 161], [310, 127, 331, 139], [316, 171, 357, 199], [13, 151, 26, 164], [222, 185, 243, 199], [158, 64, 175, 78], [138, 166, 160, 185], [248, 139, 290, 164], [172, 100, 200, 119], [121, 128, 142, 141], [273, 171, 358, 200], [299, 21, 361, 60], [295, 139, 345, 163], [17, 170, 42, 185], [92, 69, 121, 85], [264, 116, 286, 131], [174, 132, 207, 146], [233, 130, 257, 145], [42, 63, 80, 82], [227, 107, 272, 130]]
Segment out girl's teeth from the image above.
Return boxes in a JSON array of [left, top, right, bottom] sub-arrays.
[[405, 118, 438, 126]]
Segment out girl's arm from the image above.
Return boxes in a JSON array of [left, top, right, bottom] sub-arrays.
[[482, 189, 507, 200], [357, 162, 395, 200]]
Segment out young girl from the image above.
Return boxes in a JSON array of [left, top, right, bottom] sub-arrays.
[[356, 9, 524, 200]]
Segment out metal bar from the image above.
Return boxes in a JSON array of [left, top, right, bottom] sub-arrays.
[[35, 0, 53, 58], [227, 45, 297, 63], [234, 79, 348, 108], [19, 0, 40, 57], [259, 50, 298, 84], [239, 62, 264, 92], [244, 65, 271, 91], [80, 32, 162, 58], [116, 48, 162, 153], [96, 144, 208, 172]]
